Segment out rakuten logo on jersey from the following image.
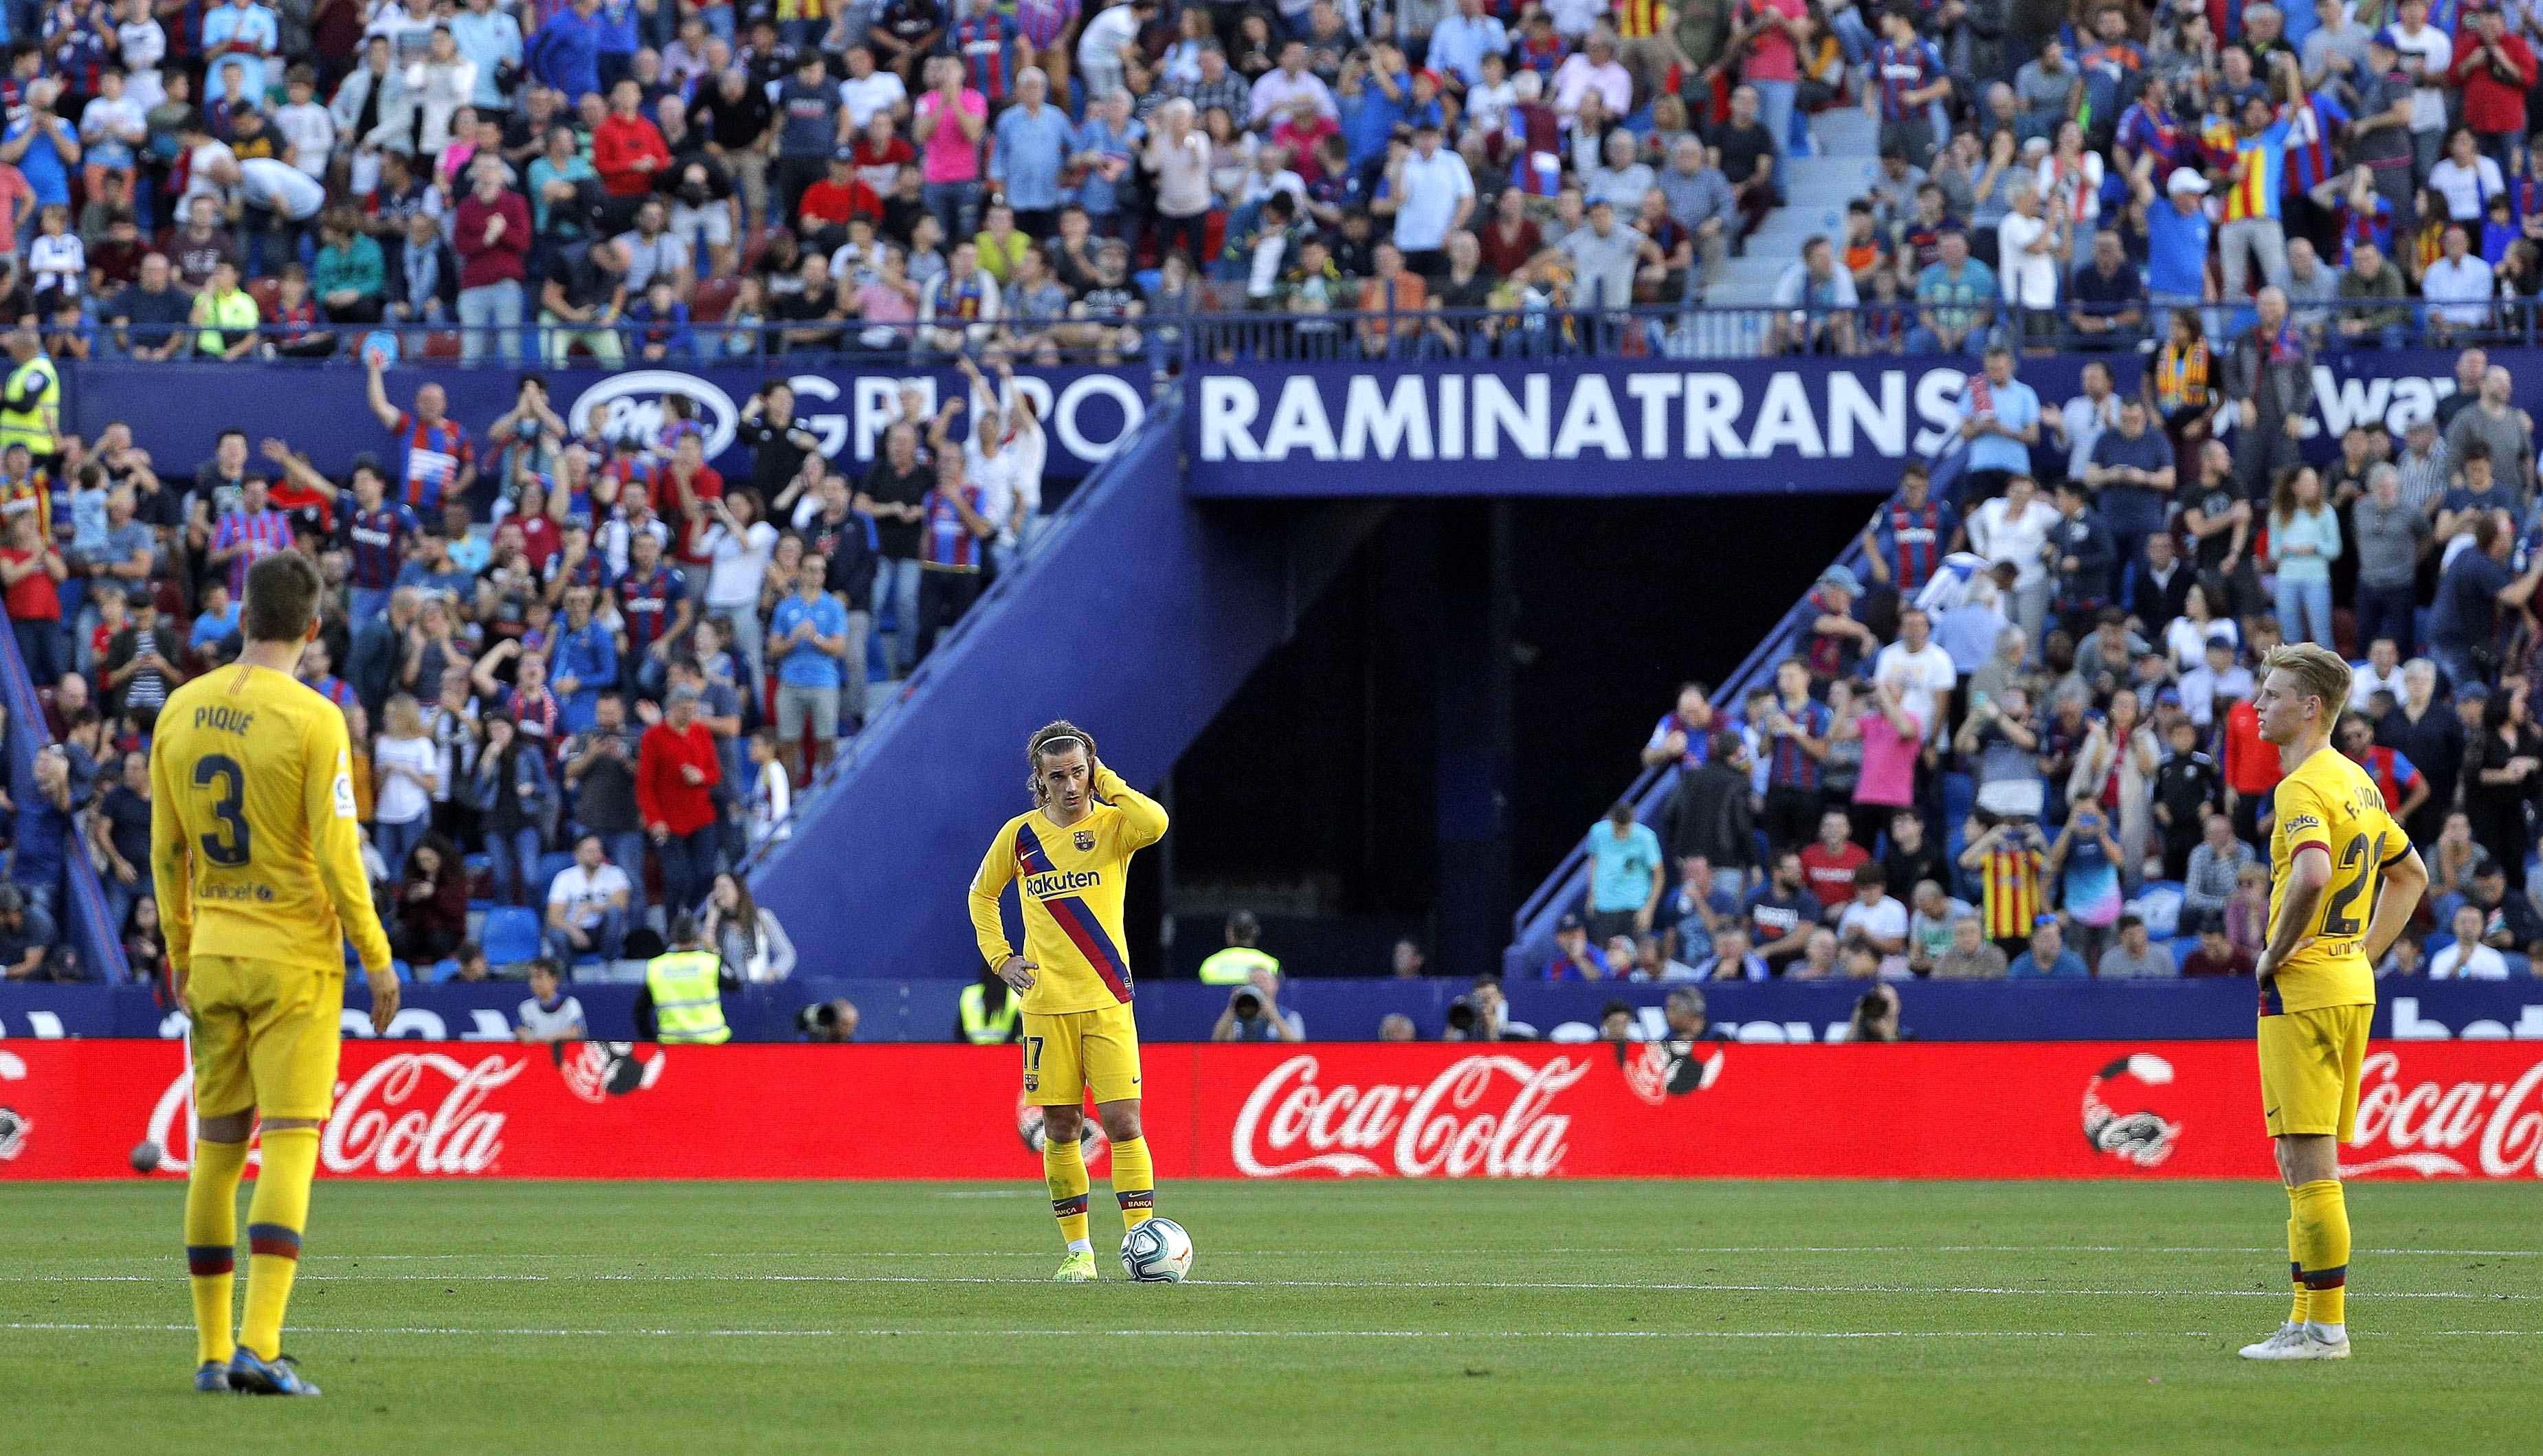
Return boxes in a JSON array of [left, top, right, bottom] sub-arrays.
[[147, 1052, 525, 1176], [1231, 1053, 1588, 1178], [2344, 1051, 2543, 1178]]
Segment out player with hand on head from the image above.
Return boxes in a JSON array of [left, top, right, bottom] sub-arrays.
[[2239, 642, 2428, 1363], [967, 721, 1168, 1281], [153, 550, 397, 1396]]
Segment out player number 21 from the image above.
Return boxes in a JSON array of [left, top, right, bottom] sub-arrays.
[[195, 754, 252, 868], [2320, 831, 2385, 939]]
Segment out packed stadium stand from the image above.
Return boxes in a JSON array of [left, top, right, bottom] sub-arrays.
[[0, 0, 2538, 1048]]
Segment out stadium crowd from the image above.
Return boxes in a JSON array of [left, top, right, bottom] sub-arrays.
[[1779, 0, 2543, 355], [0, 344, 1048, 983], [1554, 339, 2543, 983]]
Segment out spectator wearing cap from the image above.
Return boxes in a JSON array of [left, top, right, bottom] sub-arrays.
[[1379, 120, 1474, 277], [988, 68, 1074, 238], [799, 147, 885, 241], [2181, 909, 2254, 978], [1803, 563, 1877, 682], [2135, 167, 2212, 333], [1544, 910, 1612, 980]]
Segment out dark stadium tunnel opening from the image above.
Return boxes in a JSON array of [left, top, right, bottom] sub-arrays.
[[1153, 491, 1887, 980]]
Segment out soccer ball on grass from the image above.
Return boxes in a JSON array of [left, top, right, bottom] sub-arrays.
[[1120, 1218, 1195, 1283]]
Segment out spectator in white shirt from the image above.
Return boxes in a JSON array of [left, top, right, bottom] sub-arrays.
[[2430, 904, 2509, 978], [1380, 121, 1474, 267], [513, 959, 588, 1041], [839, 44, 909, 129], [1834, 862, 1911, 976], [2348, 637, 2406, 711], [2421, 223, 2495, 335], [1967, 472, 2061, 646], [1996, 180, 2065, 324], [1871, 604, 1956, 735], [545, 832, 632, 963], [1247, 39, 1337, 126]]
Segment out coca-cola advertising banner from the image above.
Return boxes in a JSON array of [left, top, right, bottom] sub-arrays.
[[1, 1040, 2537, 1181]]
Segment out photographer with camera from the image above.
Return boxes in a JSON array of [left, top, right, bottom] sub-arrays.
[[1209, 965, 1304, 1042], [1845, 983, 1910, 1042], [1443, 976, 1534, 1040]]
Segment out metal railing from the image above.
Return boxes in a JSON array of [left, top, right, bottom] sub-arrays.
[[78, 292, 2543, 369]]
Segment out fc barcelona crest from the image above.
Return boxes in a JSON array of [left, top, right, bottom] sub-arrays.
[[1074, 831, 1096, 852]]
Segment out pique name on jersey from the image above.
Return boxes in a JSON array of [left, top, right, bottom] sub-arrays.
[[192, 705, 257, 736], [1024, 869, 1102, 897]]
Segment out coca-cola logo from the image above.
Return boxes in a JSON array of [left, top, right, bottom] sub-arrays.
[[1231, 1054, 1588, 1178], [2345, 1052, 2543, 1179], [146, 1052, 526, 1176]]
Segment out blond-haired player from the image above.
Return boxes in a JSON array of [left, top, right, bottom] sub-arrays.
[[968, 721, 1168, 1281], [154, 550, 396, 1396], [2239, 643, 2428, 1361]]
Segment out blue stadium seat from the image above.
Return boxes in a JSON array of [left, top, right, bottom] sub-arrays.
[[392, 959, 412, 981], [535, 851, 577, 905], [481, 906, 543, 967]]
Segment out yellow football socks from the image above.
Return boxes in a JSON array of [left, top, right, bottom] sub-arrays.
[[185, 1136, 249, 1365], [1111, 1136, 1155, 1229], [238, 1127, 318, 1361], [1045, 1136, 1091, 1251], [2285, 1204, 2310, 1326], [2291, 1179, 2351, 1329]]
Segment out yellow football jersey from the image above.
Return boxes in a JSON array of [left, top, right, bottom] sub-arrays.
[[2265, 746, 2405, 1015], [151, 662, 392, 978], [968, 764, 1168, 1016]]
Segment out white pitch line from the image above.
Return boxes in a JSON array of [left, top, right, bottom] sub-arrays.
[[8, 1320, 2541, 1342], [24, 1273, 2537, 1299], [36, 1245, 2543, 1264]]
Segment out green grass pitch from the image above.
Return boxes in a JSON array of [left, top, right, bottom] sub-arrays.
[[9, 1178, 2540, 1453]]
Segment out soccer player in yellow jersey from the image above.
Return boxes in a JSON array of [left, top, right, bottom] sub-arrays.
[[152, 551, 397, 1396], [968, 721, 1168, 1281], [2239, 643, 2428, 1362]]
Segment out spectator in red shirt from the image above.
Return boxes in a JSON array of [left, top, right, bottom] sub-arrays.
[[637, 682, 721, 915], [2219, 693, 2280, 844], [1797, 807, 1871, 915], [592, 77, 672, 205], [452, 155, 532, 365], [799, 148, 884, 246], [2451, 5, 2535, 167], [0, 510, 66, 682], [2179, 910, 2253, 978]]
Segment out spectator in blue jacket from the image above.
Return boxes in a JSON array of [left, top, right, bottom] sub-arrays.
[[529, 0, 606, 102], [550, 582, 619, 732], [2007, 916, 2089, 977]]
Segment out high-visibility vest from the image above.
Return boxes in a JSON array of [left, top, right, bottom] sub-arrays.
[[959, 981, 1021, 1044], [645, 949, 730, 1044], [0, 355, 56, 456], [1196, 945, 1279, 985]]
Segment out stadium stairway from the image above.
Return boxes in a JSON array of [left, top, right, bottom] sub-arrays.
[[1713, 106, 1880, 306], [746, 389, 1388, 974]]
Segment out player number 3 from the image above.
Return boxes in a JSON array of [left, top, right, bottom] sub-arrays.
[[195, 754, 253, 868]]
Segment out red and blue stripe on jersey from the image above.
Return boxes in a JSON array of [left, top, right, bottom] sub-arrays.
[[342, 503, 419, 590], [1014, 821, 1133, 1003], [391, 411, 474, 515]]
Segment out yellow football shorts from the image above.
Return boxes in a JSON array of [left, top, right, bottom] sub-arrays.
[[1021, 1003, 1142, 1107], [188, 956, 346, 1122], [2257, 1003, 2373, 1141]]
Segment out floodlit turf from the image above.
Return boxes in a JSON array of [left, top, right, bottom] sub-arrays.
[[8, 1178, 2540, 1454]]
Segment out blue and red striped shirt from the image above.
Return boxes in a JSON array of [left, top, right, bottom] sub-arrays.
[[922, 486, 986, 571], [1871, 37, 1944, 123], [211, 507, 294, 600], [391, 412, 474, 515], [1762, 695, 1831, 792], [612, 563, 687, 655], [342, 503, 418, 590], [1878, 496, 1958, 594], [2279, 91, 2351, 196], [952, 9, 1018, 100]]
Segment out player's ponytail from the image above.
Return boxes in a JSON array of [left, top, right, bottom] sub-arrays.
[[1025, 720, 1096, 805]]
